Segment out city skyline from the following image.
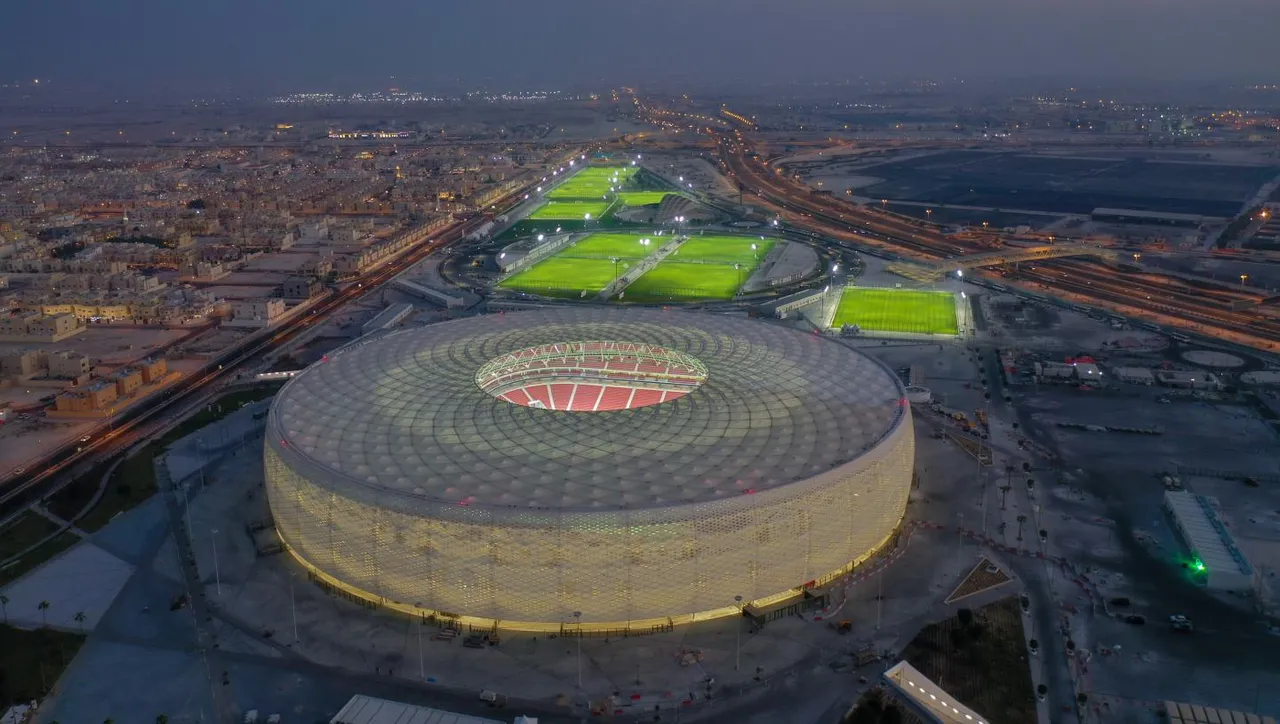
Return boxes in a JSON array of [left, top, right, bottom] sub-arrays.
[[4, 0, 1280, 96]]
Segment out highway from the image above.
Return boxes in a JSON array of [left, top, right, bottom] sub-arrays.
[[707, 125, 1280, 351], [0, 182, 537, 521]]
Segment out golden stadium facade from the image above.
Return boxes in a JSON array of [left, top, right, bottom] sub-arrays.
[[264, 308, 913, 632]]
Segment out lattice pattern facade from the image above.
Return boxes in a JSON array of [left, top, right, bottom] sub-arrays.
[[265, 417, 912, 628], [262, 308, 915, 630]]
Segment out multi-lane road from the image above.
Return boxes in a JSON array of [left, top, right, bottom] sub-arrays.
[[709, 125, 1280, 351]]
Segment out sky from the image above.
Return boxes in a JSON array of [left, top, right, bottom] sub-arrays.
[[3, 0, 1278, 96]]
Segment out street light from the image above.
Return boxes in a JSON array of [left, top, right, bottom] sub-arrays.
[[734, 595, 744, 671], [1241, 274, 1249, 287], [573, 611, 583, 688], [210, 528, 221, 596]]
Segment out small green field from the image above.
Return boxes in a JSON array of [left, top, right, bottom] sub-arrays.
[[617, 191, 672, 206], [672, 235, 776, 264], [623, 262, 746, 302], [498, 257, 629, 298], [547, 166, 639, 200], [560, 232, 659, 260], [832, 287, 958, 335], [529, 199, 613, 220]]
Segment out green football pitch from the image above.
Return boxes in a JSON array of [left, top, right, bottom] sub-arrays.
[[560, 232, 659, 259], [831, 288, 959, 335], [497, 257, 630, 298], [547, 167, 638, 199], [622, 262, 747, 302], [670, 235, 776, 264], [528, 199, 613, 220]]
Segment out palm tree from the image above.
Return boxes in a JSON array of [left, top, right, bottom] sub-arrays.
[[156, 715, 170, 724], [38, 600, 50, 627], [999, 484, 1012, 510], [1016, 515, 1027, 542], [73, 611, 87, 633], [0, 593, 8, 624]]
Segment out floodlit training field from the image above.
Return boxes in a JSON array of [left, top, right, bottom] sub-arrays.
[[624, 262, 746, 302], [547, 166, 639, 200], [529, 199, 613, 220], [560, 232, 658, 259], [616, 191, 672, 206], [671, 235, 776, 264], [497, 257, 627, 298], [832, 287, 959, 335]]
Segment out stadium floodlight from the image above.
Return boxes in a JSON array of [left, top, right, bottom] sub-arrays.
[[960, 291, 966, 299], [555, 227, 562, 233], [678, 176, 684, 182], [584, 213, 591, 220], [832, 264, 840, 274], [523, 194, 529, 200], [956, 269, 964, 278], [751, 243, 758, 251], [499, 253, 506, 259], [570, 160, 575, 166], [537, 234, 545, 242], [536, 186, 542, 192], [631, 160, 637, 166]]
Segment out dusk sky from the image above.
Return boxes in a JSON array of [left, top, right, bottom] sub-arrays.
[[5, 0, 1279, 94]]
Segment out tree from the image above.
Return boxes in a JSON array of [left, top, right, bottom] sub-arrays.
[[1004, 464, 1015, 485], [1022, 461, 1031, 473], [1029, 638, 1039, 651], [1016, 515, 1027, 541], [0, 593, 8, 624], [1026, 477, 1035, 491], [880, 705, 904, 724], [156, 715, 170, 724], [999, 484, 1012, 510], [37, 600, 50, 627], [957, 608, 974, 627], [1038, 683, 1048, 696], [73, 611, 87, 633]]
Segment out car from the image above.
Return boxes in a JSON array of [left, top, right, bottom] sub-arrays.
[[1123, 614, 1146, 625], [1109, 597, 1131, 608], [1169, 615, 1194, 632]]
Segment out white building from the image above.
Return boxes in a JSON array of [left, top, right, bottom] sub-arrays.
[[228, 298, 287, 328], [1163, 490, 1255, 593], [1113, 366, 1155, 385]]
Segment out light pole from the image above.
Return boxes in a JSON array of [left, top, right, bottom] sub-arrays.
[[573, 611, 583, 689], [417, 618, 424, 679], [733, 595, 743, 671], [210, 528, 221, 596], [290, 572, 299, 644], [611, 256, 621, 288]]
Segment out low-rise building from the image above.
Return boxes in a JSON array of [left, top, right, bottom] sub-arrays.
[[46, 350, 90, 379], [0, 312, 84, 342], [280, 276, 324, 300], [115, 368, 143, 397], [55, 380, 118, 413], [0, 348, 42, 378], [1112, 366, 1155, 385], [1155, 369, 1221, 390], [229, 298, 287, 328], [140, 357, 167, 383]]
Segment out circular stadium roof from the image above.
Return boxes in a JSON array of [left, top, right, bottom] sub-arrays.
[[270, 307, 906, 512]]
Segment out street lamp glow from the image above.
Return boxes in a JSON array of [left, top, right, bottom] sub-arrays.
[[536, 186, 542, 192], [956, 269, 964, 277], [499, 252, 506, 259], [584, 213, 591, 220], [536, 234, 544, 242]]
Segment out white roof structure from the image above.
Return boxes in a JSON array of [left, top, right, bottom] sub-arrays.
[[1165, 700, 1277, 724], [883, 660, 989, 724], [1163, 490, 1255, 591], [329, 695, 503, 724], [271, 307, 905, 513]]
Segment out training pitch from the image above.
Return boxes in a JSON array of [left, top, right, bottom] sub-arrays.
[[529, 200, 613, 220], [497, 257, 629, 298], [560, 232, 659, 259], [671, 235, 775, 264], [832, 288, 959, 335], [623, 262, 746, 302], [547, 166, 639, 200]]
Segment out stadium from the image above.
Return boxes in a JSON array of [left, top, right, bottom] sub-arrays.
[[264, 308, 914, 632]]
